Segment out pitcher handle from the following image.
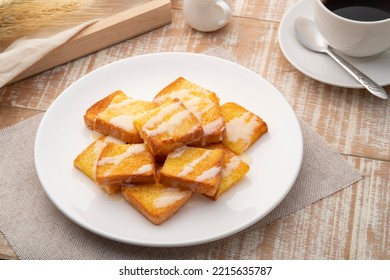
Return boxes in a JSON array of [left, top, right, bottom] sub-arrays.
[[216, 0, 232, 27]]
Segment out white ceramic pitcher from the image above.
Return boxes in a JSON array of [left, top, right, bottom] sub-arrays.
[[183, 0, 233, 32]]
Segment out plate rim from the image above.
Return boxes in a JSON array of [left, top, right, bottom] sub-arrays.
[[34, 51, 303, 247]]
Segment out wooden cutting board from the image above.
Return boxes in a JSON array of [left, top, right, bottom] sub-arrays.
[[9, 0, 172, 84]]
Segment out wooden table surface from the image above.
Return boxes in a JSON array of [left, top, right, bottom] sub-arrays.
[[0, 0, 389, 260]]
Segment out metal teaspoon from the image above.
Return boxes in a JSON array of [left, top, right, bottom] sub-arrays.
[[294, 17, 388, 100]]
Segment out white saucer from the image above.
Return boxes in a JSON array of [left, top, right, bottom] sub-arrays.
[[278, 0, 390, 88]]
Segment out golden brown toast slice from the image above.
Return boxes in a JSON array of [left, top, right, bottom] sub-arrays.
[[96, 142, 156, 186], [204, 143, 250, 200], [133, 98, 204, 155], [121, 183, 192, 225], [83, 91, 123, 130], [95, 92, 157, 144], [153, 77, 226, 146], [158, 146, 224, 196], [221, 102, 268, 155], [73, 136, 121, 195]]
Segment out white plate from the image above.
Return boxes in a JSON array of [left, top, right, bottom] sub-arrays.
[[279, 0, 390, 88], [35, 52, 303, 247]]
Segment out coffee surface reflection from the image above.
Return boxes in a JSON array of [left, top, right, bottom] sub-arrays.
[[322, 0, 390, 21]]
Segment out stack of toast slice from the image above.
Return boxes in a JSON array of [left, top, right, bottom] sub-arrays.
[[74, 77, 268, 225]]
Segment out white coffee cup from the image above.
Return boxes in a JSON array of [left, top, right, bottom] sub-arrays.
[[183, 0, 232, 32], [313, 0, 390, 57]]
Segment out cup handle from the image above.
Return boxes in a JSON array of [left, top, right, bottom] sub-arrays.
[[216, 0, 232, 27]]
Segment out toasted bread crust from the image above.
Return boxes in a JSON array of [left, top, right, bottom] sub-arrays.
[[100, 184, 122, 195], [83, 91, 124, 130], [158, 174, 218, 196], [94, 118, 143, 144]]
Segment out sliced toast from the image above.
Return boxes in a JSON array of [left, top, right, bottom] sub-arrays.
[[96, 142, 156, 186], [221, 102, 268, 154], [205, 143, 250, 200], [73, 136, 121, 195], [84, 90, 157, 143], [133, 98, 204, 155], [159, 146, 224, 196], [121, 183, 192, 225], [153, 77, 226, 146]]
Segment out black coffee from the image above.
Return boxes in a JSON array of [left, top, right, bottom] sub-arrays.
[[322, 0, 390, 21]]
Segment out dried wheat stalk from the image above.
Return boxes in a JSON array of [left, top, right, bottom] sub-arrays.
[[0, 0, 108, 40]]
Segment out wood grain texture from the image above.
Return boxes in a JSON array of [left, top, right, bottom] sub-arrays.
[[0, 0, 389, 260], [0, 105, 42, 129], [8, 0, 172, 84], [0, 231, 17, 260]]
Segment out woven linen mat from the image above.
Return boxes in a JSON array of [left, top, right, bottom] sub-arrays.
[[0, 111, 361, 259]]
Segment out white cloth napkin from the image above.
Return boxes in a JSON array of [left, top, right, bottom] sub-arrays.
[[0, 20, 96, 88]]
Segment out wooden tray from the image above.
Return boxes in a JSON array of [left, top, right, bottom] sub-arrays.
[[9, 0, 172, 84]]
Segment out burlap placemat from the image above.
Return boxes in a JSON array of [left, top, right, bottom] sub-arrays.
[[0, 112, 361, 259]]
